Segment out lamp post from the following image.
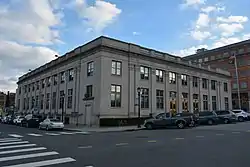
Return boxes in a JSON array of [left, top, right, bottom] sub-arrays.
[[137, 87, 141, 128], [61, 93, 65, 123]]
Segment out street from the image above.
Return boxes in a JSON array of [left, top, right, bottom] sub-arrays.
[[1, 123, 250, 167]]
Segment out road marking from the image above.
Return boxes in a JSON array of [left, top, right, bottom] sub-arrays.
[[0, 147, 47, 155], [45, 133, 61, 136], [115, 143, 128, 146], [216, 134, 224, 136], [0, 141, 29, 146], [147, 140, 157, 143], [85, 166, 94, 167], [0, 144, 36, 150], [27, 133, 43, 137], [78, 146, 93, 149], [2, 157, 76, 167], [0, 151, 59, 162], [0, 138, 20, 141], [196, 136, 204, 138], [0, 139, 22, 143], [59, 132, 74, 135], [175, 138, 184, 140], [74, 132, 90, 135], [232, 132, 240, 134], [8, 134, 23, 138]]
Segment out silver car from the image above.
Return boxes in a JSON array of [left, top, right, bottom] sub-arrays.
[[39, 118, 64, 131]]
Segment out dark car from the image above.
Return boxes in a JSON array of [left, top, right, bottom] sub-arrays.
[[21, 114, 45, 128], [197, 111, 219, 125], [215, 110, 237, 124], [144, 112, 195, 129]]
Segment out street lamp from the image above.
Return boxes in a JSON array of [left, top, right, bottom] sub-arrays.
[[137, 87, 141, 128], [61, 93, 65, 123]]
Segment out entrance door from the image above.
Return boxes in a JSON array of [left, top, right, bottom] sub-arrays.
[[84, 103, 92, 126]]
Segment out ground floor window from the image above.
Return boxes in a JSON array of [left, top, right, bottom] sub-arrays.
[[193, 94, 199, 113], [156, 89, 164, 109], [212, 96, 217, 111], [203, 95, 208, 111], [170, 100, 177, 116], [182, 93, 188, 111], [225, 97, 229, 110]]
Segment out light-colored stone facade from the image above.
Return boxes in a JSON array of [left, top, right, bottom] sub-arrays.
[[16, 36, 232, 126]]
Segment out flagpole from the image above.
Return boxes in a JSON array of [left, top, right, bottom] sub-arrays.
[[234, 54, 241, 109]]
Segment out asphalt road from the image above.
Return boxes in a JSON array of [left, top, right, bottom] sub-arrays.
[[1, 122, 250, 167]]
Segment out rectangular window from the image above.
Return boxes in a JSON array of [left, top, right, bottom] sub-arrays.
[[23, 98, 26, 110], [225, 97, 229, 110], [27, 97, 29, 110], [240, 81, 248, 89], [60, 72, 65, 83], [17, 99, 20, 110], [46, 93, 50, 109], [203, 95, 208, 111], [238, 48, 244, 54], [47, 77, 51, 87], [156, 89, 164, 109], [140, 66, 149, 80], [35, 96, 38, 108], [193, 77, 198, 87], [59, 91, 64, 109], [111, 61, 121, 76], [202, 78, 208, 89], [169, 91, 177, 98], [232, 83, 238, 89], [193, 94, 199, 112], [141, 88, 149, 109], [24, 85, 27, 93], [32, 83, 35, 91], [111, 85, 121, 107], [182, 93, 188, 111], [68, 68, 74, 81], [67, 89, 73, 109], [28, 84, 31, 92], [53, 75, 58, 85], [87, 61, 94, 76], [36, 81, 39, 90], [169, 72, 176, 84], [212, 96, 217, 111], [211, 80, 216, 90], [181, 74, 188, 86], [86, 85, 93, 98], [42, 79, 45, 88], [40, 95, 44, 110], [19, 87, 21, 94], [52, 92, 56, 109], [156, 69, 163, 82], [31, 96, 35, 109], [224, 83, 228, 92]]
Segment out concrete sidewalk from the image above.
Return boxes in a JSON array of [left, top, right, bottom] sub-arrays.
[[64, 125, 144, 133]]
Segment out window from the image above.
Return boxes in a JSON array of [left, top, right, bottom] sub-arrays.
[[86, 85, 93, 98], [193, 94, 199, 112], [193, 77, 198, 87], [198, 58, 202, 62], [202, 78, 208, 89], [211, 80, 216, 90], [181, 74, 188, 86], [141, 88, 149, 109], [169, 91, 177, 98], [36, 81, 39, 90], [111, 61, 121, 76], [60, 72, 65, 83], [31, 96, 35, 109], [23, 98, 26, 110], [46, 93, 50, 109], [53, 75, 58, 85], [140, 66, 149, 80], [47, 77, 51, 87], [212, 96, 217, 111], [25, 85, 27, 93], [67, 89, 73, 109], [27, 97, 29, 110], [225, 97, 229, 110], [182, 93, 188, 111], [68, 68, 74, 81], [156, 69, 163, 82], [238, 48, 244, 54], [42, 79, 45, 88], [169, 72, 176, 84], [204, 57, 208, 62], [203, 95, 208, 111], [40, 95, 44, 110], [35, 96, 38, 108], [52, 92, 56, 109], [19, 87, 22, 94], [224, 83, 228, 92], [232, 83, 238, 89], [87, 61, 94, 76], [28, 84, 31, 92], [111, 85, 121, 107], [240, 81, 248, 89], [17, 99, 20, 110], [156, 89, 164, 109], [59, 91, 64, 109], [32, 83, 35, 91]]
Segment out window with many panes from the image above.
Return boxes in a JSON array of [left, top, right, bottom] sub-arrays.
[[68, 68, 74, 81], [35, 96, 38, 108], [40, 95, 44, 109], [193, 94, 199, 112], [86, 85, 93, 98], [19, 87, 21, 94], [211, 80, 216, 90], [203, 95, 208, 110], [42, 79, 45, 88], [27, 97, 29, 110], [52, 92, 56, 109], [60, 72, 65, 83], [141, 88, 149, 109], [224, 82, 228, 92], [240, 81, 248, 89], [53, 75, 57, 85], [46, 93, 50, 109], [212, 96, 217, 111], [59, 91, 64, 109], [182, 93, 188, 111], [111, 61, 121, 76], [232, 83, 238, 89], [181, 74, 188, 86], [140, 66, 149, 80], [169, 72, 176, 84], [111, 85, 121, 107], [36, 81, 39, 90], [28, 84, 31, 92], [193, 77, 198, 87], [24, 85, 27, 93], [23, 98, 26, 110], [225, 97, 229, 110], [47, 77, 51, 87], [156, 89, 164, 109], [87, 62, 94, 76], [156, 69, 163, 82], [32, 83, 35, 91], [67, 89, 73, 109], [31, 96, 35, 109], [202, 78, 208, 89]]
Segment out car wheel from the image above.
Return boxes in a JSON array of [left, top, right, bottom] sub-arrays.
[[207, 119, 214, 125], [224, 118, 229, 124], [176, 121, 185, 129], [238, 116, 244, 122], [46, 126, 50, 131], [145, 123, 153, 130]]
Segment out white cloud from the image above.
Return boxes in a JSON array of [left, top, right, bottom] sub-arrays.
[[243, 33, 250, 40], [218, 23, 244, 37], [201, 6, 216, 13], [74, 0, 121, 32], [174, 45, 208, 57], [196, 13, 210, 28], [217, 16, 248, 23], [132, 31, 141, 36], [190, 30, 211, 41], [181, 0, 206, 8]]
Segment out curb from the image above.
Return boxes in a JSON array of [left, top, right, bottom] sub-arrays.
[[64, 128, 144, 133]]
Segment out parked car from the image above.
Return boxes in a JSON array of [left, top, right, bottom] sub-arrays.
[[21, 114, 45, 128], [39, 118, 64, 131], [144, 112, 195, 129], [6, 115, 15, 124], [215, 110, 237, 124], [197, 111, 219, 125], [232, 109, 250, 121], [13, 116, 25, 125]]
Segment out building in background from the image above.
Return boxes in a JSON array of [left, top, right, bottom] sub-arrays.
[[183, 39, 250, 111], [0, 91, 16, 115], [0, 92, 6, 115]]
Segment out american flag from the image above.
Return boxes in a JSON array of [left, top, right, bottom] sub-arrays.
[[228, 54, 236, 64]]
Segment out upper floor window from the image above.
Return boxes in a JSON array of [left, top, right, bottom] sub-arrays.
[[68, 68, 74, 81], [42, 79, 45, 88], [156, 89, 164, 109], [181, 74, 188, 86], [86, 85, 93, 98], [224, 82, 228, 92], [232, 83, 238, 89], [169, 72, 176, 84], [47, 77, 51, 87], [193, 77, 198, 87], [67, 89, 73, 109], [141, 88, 149, 109], [238, 48, 244, 54], [60, 72, 65, 83], [140, 66, 149, 80], [19, 87, 21, 94], [202, 78, 208, 89], [111, 61, 121, 76], [24, 85, 27, 93], [36, 81, 39, 90], [156, 69, 163, 82], [240, 81, 248, 89], [53, 75, 58, 85], [87, 61, 94, 76], [211, 80, 216, 90], [28, 84, 31, 92], [32, 83, 35, 91]]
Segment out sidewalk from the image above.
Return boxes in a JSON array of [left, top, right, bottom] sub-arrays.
[[64, 124, 144, 133]]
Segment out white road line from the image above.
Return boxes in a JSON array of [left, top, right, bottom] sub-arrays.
[[78, 146, 93, 149], [0, 151, 59, 162], [8, 134, 23, 138], [0, 139, 22, 143], [196, 136, 204, 138], [0, 138, 19, 141], [74, 132, 90, 135], [0, 141, 29, 146], [115, 143, 128, 146], [216, 134, 224, 136], [175, 138, 184, 140], [27, 133, 43, 137], [0, 147, 47, 155], [45, 133, 61, 136], [2, 157, 76, 167], [0, 144, 36, 150], [59, 132, 74, 135]]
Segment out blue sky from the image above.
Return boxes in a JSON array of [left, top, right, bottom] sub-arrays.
[[0, 0, 250, 91]]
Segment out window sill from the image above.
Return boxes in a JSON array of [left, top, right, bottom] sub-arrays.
[[83, 97, 94, 101]]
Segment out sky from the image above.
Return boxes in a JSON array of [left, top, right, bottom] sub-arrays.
[[0, 0, 250, 92]]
